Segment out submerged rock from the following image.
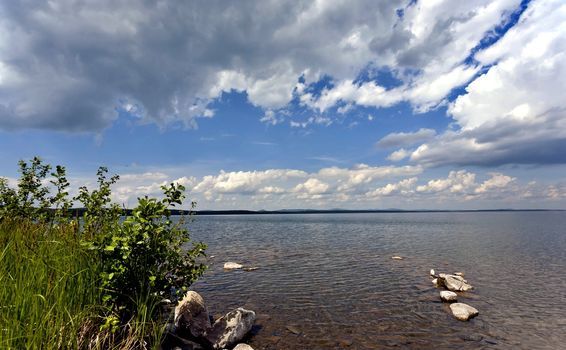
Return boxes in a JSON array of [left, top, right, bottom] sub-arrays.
[[440, 291, 458, 302], [243, 267, 259, 272], [233, 344, 254, 350], [174, 291, 211, 339], [439, 274, 473, 292], [450, 303, 479, 321], [286, 325, 301, 335], [204, 307, 256, 350], [224, 262, 244, 270], [391, 256, 404, 260]]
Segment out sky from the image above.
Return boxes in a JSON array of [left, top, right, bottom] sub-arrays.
[[1, 0, 565, 210]]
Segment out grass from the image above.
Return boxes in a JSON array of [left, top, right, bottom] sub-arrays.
[[0, 219, 165, 349], [0, 219, 100, 349]]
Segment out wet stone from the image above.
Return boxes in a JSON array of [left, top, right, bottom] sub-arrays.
[[286, 325, 301, 335]]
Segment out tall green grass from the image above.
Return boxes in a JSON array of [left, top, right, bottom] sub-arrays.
[[0, 219, 167, 349], [0, 219, 100, 349]]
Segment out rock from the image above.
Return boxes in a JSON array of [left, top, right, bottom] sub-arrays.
[[204, 307, 256, 350], [440, 291, 458, 302], [439, 274, 473, 291], [432, 278, 440, 287], [430, 269, 435, 276], [174, 291, 211, 339], [233, 344, 254, 350], [286, 325, 301, 335], [391, 256, 403, 260], [224, 262, 244, 270], [454, 271, 465, 277], [243, 267, 259, 272], [450, 303, 479, 321]]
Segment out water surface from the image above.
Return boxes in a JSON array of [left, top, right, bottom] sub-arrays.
[[188, 212, 566, 349]]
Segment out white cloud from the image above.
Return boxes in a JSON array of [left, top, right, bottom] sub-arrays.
[[293, 178, 329, 195], [407, 0, 566, 167], [475, 173, 515, 193], [0, 0, 523, 132], [301, 0, 520, 113], [417, 170, 476, 194], [193, 169, 307, 197], [258, 186, 285, 194], [365, 177, 417, 197], [387, 148, 411, 162], [377, 128, 436, 148], [12, 165, 555, 210]]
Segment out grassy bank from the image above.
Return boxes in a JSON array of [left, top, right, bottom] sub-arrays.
[[0, 219, 100, 349], [0, 158, 206, 349]]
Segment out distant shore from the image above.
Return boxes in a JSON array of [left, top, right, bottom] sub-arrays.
[[58, 208, 565, 217]]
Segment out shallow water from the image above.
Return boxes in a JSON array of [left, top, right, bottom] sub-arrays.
[[187, 212, 566, 349]]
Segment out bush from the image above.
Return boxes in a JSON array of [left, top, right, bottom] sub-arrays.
[[87, 182, 207, 328], [0, 157, 207, 348]]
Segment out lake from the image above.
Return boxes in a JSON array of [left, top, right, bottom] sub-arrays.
[[188, 212, 566, 349]]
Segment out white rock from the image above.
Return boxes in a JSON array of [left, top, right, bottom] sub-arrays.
[[233, 344, 254, 350], [432, 278, 439, 287], [439, 274, 473, 292], [174, 291, 211, 339], [454, 272, 465, 277], [204, 307, 256, 350], [224, 262, 244, 270], [440, 291, 458, 302], [450, 303, 479, 321], [430, 269, 436, 276], [391, 256, 403, 260]]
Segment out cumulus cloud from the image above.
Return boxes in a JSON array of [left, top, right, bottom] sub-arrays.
[[416, 170, 477, 194], [0, 0, 524, 132], [293, 178, 330, 195], [475, 173, 515, 194], [0, 0, 398, 131], [387, 148, 411, 162], [45, 165, 563, 209], [377, 128, 436, 148], [365, 177, 417, 197], [193, 169, 307, 199], [301, 0, 520, 113], [407, 0, 566, 167]]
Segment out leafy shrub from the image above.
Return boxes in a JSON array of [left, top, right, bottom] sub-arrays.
[[0, 157, 207, 346], [87, 182, 207, 327]]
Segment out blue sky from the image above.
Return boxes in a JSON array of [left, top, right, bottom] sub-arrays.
[[1, 0, 565, 209]]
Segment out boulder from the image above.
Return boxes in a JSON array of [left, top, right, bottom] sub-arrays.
[[450, 303, 479, 321], [233, 344, 254, 350], [430, 269, 436, 277], [224, 262, 244, 270], [204, 308, 256, 350], [174, 291, 211, 339], [439, 274, 473, 292], [454, 272, 465, 277], [432, 278, 440, 287], [440, 291, 458, 302]]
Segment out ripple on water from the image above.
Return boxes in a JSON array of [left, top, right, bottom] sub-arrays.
[[188, 212, 566, 349]]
